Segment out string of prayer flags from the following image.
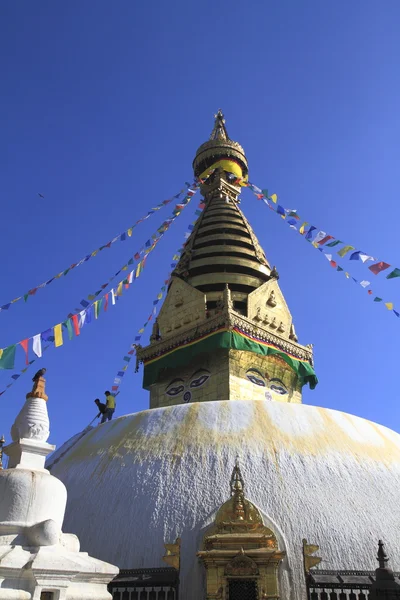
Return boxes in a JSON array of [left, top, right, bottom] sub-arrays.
[[69, 184, 199, 314], [246, 179, 400, 321], [0, 181, 200, 393], [110, 198, 206, 394], [246, 180, 400, 283], [0, 180, 198, 315]]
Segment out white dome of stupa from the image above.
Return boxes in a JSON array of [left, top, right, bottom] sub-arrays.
[[48, 399, 400, 600]]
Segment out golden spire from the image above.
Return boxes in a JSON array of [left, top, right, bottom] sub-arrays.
[[210, 109, 230, 141]]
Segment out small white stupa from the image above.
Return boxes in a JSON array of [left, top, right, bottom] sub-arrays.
[[0, 368, 118, 600]]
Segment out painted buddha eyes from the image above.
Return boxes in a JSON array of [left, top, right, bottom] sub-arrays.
[[166, 380, 185, 397], [246, 369, 266, 387], [165, 370, 210, 399], [245, 370, 288, 396], [190, 373, 210, 388], [270, 379, 288, 395]]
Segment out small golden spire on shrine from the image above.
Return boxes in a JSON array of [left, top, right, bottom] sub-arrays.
[[27, 368, 48, 402], [230, 457, 246, 521], [209, 109, 230, 141]]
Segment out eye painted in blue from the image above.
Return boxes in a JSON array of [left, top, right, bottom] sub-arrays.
[[190, 374, 209, 388], [246, 369, 266, 387], [270, 378, 287, 395], [165, 379, 185, 397]]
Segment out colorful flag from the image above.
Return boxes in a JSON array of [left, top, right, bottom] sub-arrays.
[[305, 226, 317, 240], [386, 268, 400, 280], [20, 339, 29, 365], [385, 302, 394, 310], [317, 235, 334, 246], [337, 245, 355, 258], [299, 222, 308, 235], [0, 345, 16, 370], [54, 324, 63, 347], [33, 334, 42, 357], [72, 314, 80, 336], [369, 261, 390, 275]]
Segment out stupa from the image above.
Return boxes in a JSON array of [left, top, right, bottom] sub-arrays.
[[48, 112, 400, 600], [0, 370, 118, 599]]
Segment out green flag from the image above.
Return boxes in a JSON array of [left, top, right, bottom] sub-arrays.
[[0, 345, 16, 369], [386, 268, 400, 280]]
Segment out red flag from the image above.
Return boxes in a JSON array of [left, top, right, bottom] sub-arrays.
[[369, 261, 390, 275], [318, 235, 334, 246], [112, 385, 118, 392], [134, 252, 140, 260], [72, 314, 80, 336], [330, 260, 337, 268], [368, 289, 373, 295], [104, 293, 109, 311], [20, 339, 29, 365]]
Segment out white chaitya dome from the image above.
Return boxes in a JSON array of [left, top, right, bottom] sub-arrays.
[[49, 399, 400, 600]]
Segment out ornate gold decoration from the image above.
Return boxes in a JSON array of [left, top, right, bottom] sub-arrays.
[[162, 537, 181, 570], [225, 548, 259, 576], [303, 538, 322, 572], [267, 291, 277, 307], [198, 459, 284, 599], [27, 368, 48, 402]]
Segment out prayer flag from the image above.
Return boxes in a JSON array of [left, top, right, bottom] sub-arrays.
[[20, 339, 29, 365], [305, 226, 316, 241], [270, 193, 278, 203], [317, 235, 334, 246], [54, 324, 63, 347], [41, 329, 55, 343], [0, 346, 16, 369], [94, 301, 99, 319], [66, 319, 74, 340], [116, 282, 123, 296], [79, 310, 86, 328], [330, 260, 337, 268], [337, 245, 355, 258], [360, 280, 370, 288], [277, 205, 285, 217], [135, 336, 141, 341], [72, 314, 80, 336], [299, 222, 309, 235], [359, 254, 375, 263], [127, 228, 133, 237], [350, 251, 361, 261], [387, 268, 400, 280], [86, 306, 92, 324], [369, 261, 390, 275], [337, 266, 344, 272], [111, 289, 116, 305], [394, 310, 400, 317], [104, 293, 109, 311], [374, 297, 383, 302], [121, 233, 126, 242], [33, 334, 42, 357], [135, 262, 141, 278], [326, 240, 342, 247], [313, 231, 327, 244], [385, 302, 394, 310]]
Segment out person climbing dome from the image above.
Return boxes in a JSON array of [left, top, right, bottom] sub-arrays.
[[94, 398, 106, 423], [103, 390, 116, 422]]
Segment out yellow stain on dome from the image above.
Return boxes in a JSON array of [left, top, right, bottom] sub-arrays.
[[55, 402, 400, 483]]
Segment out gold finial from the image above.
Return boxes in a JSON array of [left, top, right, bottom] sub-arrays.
[[230, 456, 246, 521], [302, 538, 322, 572], [27, 368, 48, 402], [210, 109, 230, 141], [0, 434, 5, 470], [162, 537, 181, 570]]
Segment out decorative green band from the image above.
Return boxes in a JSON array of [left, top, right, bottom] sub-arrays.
[[143, 328, 317, 390]]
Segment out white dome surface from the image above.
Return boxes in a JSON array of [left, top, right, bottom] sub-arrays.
[[49, 400, 400, 600]]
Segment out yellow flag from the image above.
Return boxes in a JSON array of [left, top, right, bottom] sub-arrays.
[[54, 323, 63, 347], [299, 222, 308, 235], [135, 262, 141, 278], [345, 272, 350, 279], [338, 245, 355, 258], [122, 265, 128, 271], [385, 302, 394, 310], [117, 282, 123, 296], [94, 301, 99, 319], [312, 242, 319, 248], [270, 193, 278, 203], [0, 349, 3, 359], [127, 228, 133, 237]]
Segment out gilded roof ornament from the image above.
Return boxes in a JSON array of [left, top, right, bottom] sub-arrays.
[[210, 109, 230, 141]]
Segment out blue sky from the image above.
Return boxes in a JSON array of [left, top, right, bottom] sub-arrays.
[[1, 1, 400, 449]]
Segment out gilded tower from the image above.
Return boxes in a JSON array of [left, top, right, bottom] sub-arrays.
[[137, 111, 317, 407]]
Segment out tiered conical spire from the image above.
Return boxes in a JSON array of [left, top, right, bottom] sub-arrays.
[[209, 109, 230, 141]]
